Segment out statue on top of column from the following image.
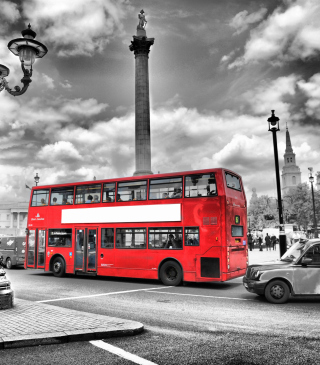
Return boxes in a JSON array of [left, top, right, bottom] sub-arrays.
[[138, 9, 147, 29]]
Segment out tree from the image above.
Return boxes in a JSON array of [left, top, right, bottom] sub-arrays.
[[285, 183, 320, 231]]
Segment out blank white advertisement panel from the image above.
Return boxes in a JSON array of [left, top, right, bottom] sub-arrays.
[[61, 204, 181, 224]]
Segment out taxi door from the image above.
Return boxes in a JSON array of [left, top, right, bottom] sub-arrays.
[[292, 244, 320, 295]]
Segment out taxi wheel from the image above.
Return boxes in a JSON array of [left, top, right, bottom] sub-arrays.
[[265, 280, 290, 304], [52, 257, 65, 278], [160, 261, 182, 286]]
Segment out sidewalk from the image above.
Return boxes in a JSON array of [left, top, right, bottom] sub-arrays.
[[248, 247, 281, 265], [0, 298, 143, 350]]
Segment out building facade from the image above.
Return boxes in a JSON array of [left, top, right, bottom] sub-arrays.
[[0, 201, 28, 236], [281, 126, 301, 195]]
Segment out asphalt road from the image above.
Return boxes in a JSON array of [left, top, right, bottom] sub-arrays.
[[2, 266, 320, 364]]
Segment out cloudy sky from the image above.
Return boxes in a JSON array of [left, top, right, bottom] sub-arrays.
[[0, 0, 319, 203]]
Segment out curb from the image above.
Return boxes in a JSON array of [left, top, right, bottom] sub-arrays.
[[0, 322, 144, 349]]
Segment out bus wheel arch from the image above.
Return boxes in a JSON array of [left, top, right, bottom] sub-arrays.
[[159, 259, 183, 286], [50, 255, 66, 278]]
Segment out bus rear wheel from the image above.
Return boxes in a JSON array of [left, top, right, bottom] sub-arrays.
[[52, 257, 65, 278], [160, 261, 182, 286], [6, 258, 12, 269]]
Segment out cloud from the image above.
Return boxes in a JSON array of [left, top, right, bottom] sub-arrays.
[[0, 1, 20, 33], [228, 0, 320, 68], [41, 73, 55, 89], [22, 0, 133, 57], [230, 8, 268, 35], [242, 74, 299, 116], [297, 73, 320, 118], [37, 141, 83, 165], [60, 80, 72, 89]]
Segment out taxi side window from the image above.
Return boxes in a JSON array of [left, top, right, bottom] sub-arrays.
[[304, 245, 320, 264]]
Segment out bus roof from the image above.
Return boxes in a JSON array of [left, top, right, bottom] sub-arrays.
[[30, 167, 242, 190]]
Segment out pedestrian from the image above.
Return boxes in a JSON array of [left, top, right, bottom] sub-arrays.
[[259, 236, 263, 251], [248, 232, 253, 251], [271, 234, 276, 250], [265, 233, 271, 251]]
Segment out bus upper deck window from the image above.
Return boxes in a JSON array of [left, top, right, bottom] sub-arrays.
[[225, 172, 242, 191], [75, 184, 102, 204], [51, 187, 74, 205], [185, 174, 217, 198], [117, 181, 147, 202], [149, 177, 182, 200], [103, 183, 115, 203], [31, 189, 50, 207]]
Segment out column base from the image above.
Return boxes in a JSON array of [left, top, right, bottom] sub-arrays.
[[133, 170, 153, 176]]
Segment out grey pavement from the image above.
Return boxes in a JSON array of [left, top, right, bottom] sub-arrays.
[[248, 246, 280, 264], [0, 247, 280, 350], [0, 298, 143, 350]]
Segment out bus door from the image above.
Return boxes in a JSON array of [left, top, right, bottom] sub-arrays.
[[26, 229, 46, 269], [75, 227, 97, 273]]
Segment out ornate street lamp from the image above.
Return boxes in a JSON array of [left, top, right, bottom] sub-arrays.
[[268, 110, 287, 256], [308, 168, 318, 238], [34, 173, 40, 186], [0, 24, 48, 96]]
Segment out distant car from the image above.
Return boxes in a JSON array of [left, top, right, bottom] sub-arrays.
[[243, 239, 320, 304]]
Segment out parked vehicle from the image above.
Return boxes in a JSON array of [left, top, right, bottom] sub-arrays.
[[0, 236, 26, 269], [243, 239, 320, 304], [0, 256, 14, 309]]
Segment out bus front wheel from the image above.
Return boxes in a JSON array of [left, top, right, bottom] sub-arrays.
[[52, 257, 65, 278], [160, 261, 182, 286]]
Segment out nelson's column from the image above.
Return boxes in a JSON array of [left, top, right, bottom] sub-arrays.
[[129, 10, 154, 176]]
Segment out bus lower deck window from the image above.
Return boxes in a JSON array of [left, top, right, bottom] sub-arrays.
[[148, 228, 182, 249], [185, 227, 199, 246]]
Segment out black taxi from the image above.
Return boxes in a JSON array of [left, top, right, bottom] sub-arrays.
[[243, 239, 320, 304]]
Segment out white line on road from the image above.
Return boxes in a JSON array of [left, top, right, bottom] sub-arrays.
[[90, 340, 158, 365], [36, 286, 172, 303], [147, 291, 255, 301]]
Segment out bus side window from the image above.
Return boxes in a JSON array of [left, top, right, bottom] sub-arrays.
[[117, 181, 147, 202], [148, 228, 182, 249], [185, 174, 217, 198], [31, 189, 50, 207], [149, 178, 182, 200], [75, 184, 102, 204], [103, 183, 115, 203], [101, 228, 114, 248], [185, 227, 199, 246]]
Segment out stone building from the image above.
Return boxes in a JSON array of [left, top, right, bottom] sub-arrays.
[[0, 201, 28, 236], [281, 126, 301, 195]]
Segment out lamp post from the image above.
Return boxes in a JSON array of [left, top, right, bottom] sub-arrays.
[[0, 24, 47, 96], [308, 169, 318, 238], [34, 173, 40, 186], [268, 110, 287, 256]]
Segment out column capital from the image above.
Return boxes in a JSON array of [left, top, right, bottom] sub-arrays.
[[129, 36, 154, 56]]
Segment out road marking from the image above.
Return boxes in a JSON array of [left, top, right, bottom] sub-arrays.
[[147, 291, 255, 301], [36, 286, 172, 303], [90, 340, 158, 365]]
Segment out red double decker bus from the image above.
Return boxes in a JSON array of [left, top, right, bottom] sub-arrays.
[[25, 168, 247, 285]]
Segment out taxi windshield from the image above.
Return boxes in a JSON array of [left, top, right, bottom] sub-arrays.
[[281, 239, 311, 262]]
